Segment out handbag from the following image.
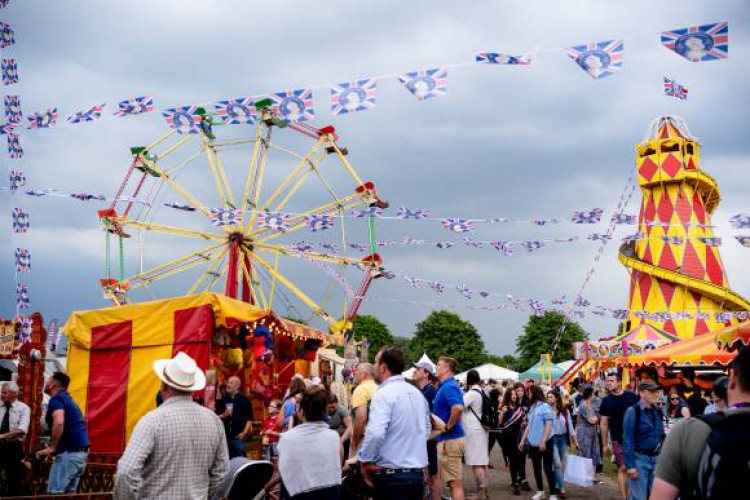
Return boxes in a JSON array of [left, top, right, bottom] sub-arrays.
[[565, 454, 595, 487]]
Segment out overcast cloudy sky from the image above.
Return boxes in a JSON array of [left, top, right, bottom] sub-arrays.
[[2, 0, 749, 356]]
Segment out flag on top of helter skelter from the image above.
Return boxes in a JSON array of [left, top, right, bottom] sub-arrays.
[[661, 22, 729, 62], [398, 67, 449, 101], [330, 79, 377, 115], [565, 39, 624, 79]]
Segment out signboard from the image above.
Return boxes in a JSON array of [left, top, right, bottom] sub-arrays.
[[573, 339, 671, 360], [0, 320, 16, 357]]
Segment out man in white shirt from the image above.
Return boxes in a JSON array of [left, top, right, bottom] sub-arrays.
[[359, 347, 431, 499], [0, 381, 31, 496]]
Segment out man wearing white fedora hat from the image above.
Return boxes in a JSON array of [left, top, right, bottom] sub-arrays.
[[114, 351, 229, 500]]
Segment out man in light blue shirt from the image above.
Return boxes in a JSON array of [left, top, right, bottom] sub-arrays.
[[359, 346, 430, 500]]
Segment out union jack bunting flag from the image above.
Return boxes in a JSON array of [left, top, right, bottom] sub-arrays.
[[67, 103, 106, 124], [12, 207, 29, 233], [164, 202, 196, 212], [736, 236, 750, 248], [213, 97, 255, 125], [574, 296, 590, 307], [634, 310, 649, 319], [395, 206, 430, 219], [17, 315, 32, 343], [16, 284, 30, 309], [257, 211, 291, 231], [531, 219, 556, 226], [7, 132, 22, 158], [456, 284, 472, 299], [0, 23, 13, 48], [491, 240, 513, 256], [673, 311, 693, 320], [521, 240, 545, 252], [587, 233, 612, 241], [695, 311, 711, 320], [321, 243, 339, 254], [479, 291, 491, 298], [114, 95, 155, 116], [697, 236, 722, 247], [209, 208, 241, 227], [349, 243, 368, 252], [400, 236, 423, 245], [0, 1, 10, 10], [729, 214, 750, 229], [15, 247, 30, 272], [612, 213, 637, 225], [435, 241, 453, 249], [441, 218, 474, 233], [5, 95, 21, 124], [612, 309, 629, 320], [428, 281, 445, 294], [663, 77, 689, 100], [27, 108, 59, 129], [398, 67, 449, 101], [163, 106, 202, 134], [661, 235, 684, 245], [330, 80, 377, 115], [9, 169, 25, 191], [462, 237, 483, 248], [661, 22, 729, 62], [565, 39, 624, 79], [351, 207, 383, 218], [476, 52, 531, 65], [115, 196, 150, 206], [270, 88, 315, 122], [25, 189, 53, 196], [403, 276, 422, 288], [622, 232, 645, 244], [2, 58, 18, 85], [737, 311, 749, 321], [304, 213, 336, 232], [572, 208, 604, 224], [715, 312, 734, 323], [70, 193, 106, 201], [291, 242, 313, 253]]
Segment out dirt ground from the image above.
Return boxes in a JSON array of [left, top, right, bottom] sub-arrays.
[[459, 447, 622, 500]]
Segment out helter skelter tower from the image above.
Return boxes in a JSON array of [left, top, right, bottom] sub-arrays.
[[619, 116, 750, 338]]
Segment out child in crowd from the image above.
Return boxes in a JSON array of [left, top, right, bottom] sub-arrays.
[[261, 400, 282, 462]]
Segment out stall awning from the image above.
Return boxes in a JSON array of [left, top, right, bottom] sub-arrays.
[[621, 333, 735, 367], [714, 321, 750, 351]]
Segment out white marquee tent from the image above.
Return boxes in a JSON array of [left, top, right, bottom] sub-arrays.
[[456, 363, 519, 383]]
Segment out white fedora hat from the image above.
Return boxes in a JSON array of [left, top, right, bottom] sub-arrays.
[[153, 351, 206, 392]]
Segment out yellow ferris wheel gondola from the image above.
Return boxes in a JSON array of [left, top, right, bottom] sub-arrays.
[[97, 100, 388, 331]]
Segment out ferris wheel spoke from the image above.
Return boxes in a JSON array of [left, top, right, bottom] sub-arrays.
[[204, 263, 228, 293], [203, 137, 237, 209], [128, 246, 225, 289], [251, 195, 365, 244], [240, 123, 273, 225], [122, 220, 225, 242], [254, 243, 361, 267], [187, 247, 230, 295], [272, 150, 329, 214], [239, 122, 267, 215], [251, 250, 336, 326], [330, 143, 365, 187]]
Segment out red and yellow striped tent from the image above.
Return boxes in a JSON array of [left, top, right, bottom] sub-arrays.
[[714, 320, 750, 351], [64, 293, 329, 453], [619, 332, 734, 367]]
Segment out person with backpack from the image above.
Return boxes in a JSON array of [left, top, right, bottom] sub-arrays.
[[621, 380, 665, 500], [462, 369, 490, 499], [651, 346, 750, 500]]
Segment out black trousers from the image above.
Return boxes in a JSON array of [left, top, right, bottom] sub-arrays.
[[528, 441, 557, 495], [500, 431, 522, 485], [0, 440, 25, 496], [372, 470, 424, 500], [488, 430, 508, 465]]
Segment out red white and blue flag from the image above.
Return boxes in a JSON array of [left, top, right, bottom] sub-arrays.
[[729, 214, 750, 229], [661, 22, 728, 62], [162, 106, 202, 134], [395, 206, 430, 219], [476, 52, 530, 65], [7, 132, 23, 158], [12, 207, 29, 233], [572, 208, 604, 224], [16, 284, 30, 309], [0, 22, 14, 48], [9, 169, 25, 191], [663, 77, 688, 100], [736, 236, 750, 248], [214, 97, 255, 125], [491, 240, 513, 256], [114, 95, 155, 116], [209, 208, 242, 227], [330, 80, 377, 115], [697, 237, 722, 247], [305, 213, 336, 232], [0, 1, 10, 10], [270, 89, 315, 122], [2, 58, 18, 85], [67, 103, 106, 124], [398, 67, 449, 101], [5, 95, 22, 124], [565, 40, 624, 79], [257, 212, 291, 232], [15, 248, 30, 272], [27, 108, 59, 129], [442, 218, 474, 233]]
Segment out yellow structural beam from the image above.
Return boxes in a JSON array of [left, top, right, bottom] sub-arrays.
[[121, 220, 225, 242]]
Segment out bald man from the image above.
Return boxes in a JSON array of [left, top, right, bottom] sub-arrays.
[[349, 363, 378, 458], [216, 376, 254, 458]]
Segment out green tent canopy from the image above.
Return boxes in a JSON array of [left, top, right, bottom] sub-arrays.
[[519, 360, 565, 381]]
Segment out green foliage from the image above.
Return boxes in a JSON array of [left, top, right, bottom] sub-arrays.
[[352, 315, 395, 363], [392, 336, 414, 364], [410, 310, 487, 373], [515, 311, 588, 371]]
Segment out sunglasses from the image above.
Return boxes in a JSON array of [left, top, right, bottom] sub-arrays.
[[669, 397, 679, 401]]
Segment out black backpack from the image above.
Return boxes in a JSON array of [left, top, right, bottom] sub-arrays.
[[470, 389, 497, 429], [693, 411, 750, 500]]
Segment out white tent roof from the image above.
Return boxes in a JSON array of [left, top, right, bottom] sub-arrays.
[[455, 363, 519, 382], [401, 352, 435, 379]]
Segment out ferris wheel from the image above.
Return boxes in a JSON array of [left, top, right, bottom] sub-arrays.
[[97, 99, 388, 332]]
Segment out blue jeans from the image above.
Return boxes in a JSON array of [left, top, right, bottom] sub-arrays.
[[552, 434, 569, 492], [372, 470, 424, 500], [228, 437, 246, 458], [629, 453, 659, 500], [47, 451, 88, 494]]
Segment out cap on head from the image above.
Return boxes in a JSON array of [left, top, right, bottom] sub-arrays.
[[413, 361, 435, 376], [637, 380, 660, 392]]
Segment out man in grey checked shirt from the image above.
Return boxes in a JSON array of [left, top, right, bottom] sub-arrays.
[[114, 352, 229, 500]]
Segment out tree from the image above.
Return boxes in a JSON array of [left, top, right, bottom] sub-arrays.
[[410, 310, 487, 373], [352, 315, 395, 363], [392, 336, 414, 364], [515, 311, 588, 372]]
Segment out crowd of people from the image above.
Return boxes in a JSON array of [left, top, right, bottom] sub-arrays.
[[1, 345, 749, 500]]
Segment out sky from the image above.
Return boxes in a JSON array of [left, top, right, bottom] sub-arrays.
[[2, 0, 750, 357]]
